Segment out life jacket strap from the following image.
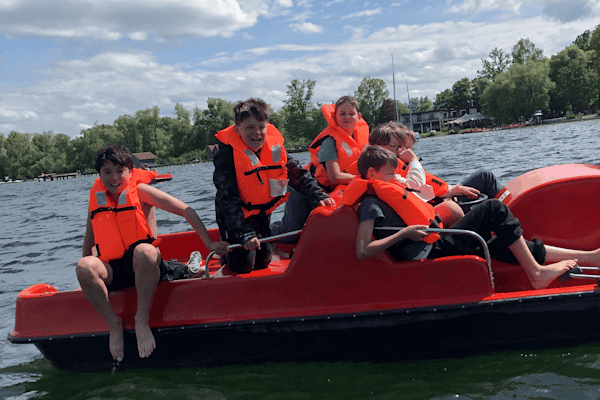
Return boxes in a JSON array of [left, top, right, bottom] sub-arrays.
[[90, 205, 137, 220], [244, 165, 283, 185]]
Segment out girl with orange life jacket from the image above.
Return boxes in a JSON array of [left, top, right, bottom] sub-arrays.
[[305, 98, 369, 192]]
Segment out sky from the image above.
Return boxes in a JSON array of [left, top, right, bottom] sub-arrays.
[[0, 0, 599, 139]]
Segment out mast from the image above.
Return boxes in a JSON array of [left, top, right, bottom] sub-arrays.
[[391, 54, 399, 123], [406, 77, 413, 130]]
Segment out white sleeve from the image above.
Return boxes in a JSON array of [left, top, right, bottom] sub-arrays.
[[405, 160, 426, 188]]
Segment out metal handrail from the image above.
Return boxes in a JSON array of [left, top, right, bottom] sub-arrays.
[[374, 227, 494, 289], [203, 230, 303, 279]]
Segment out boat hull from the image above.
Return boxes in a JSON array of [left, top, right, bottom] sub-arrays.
[[22, 288, 600, 372]]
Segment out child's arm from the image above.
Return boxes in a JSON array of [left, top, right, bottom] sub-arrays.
[[398, 149, 426, 188], [137, 184, 230, 255], [82, 211, 95, 257], [325, 160, 357, 186], [355, 218, 429, 260]]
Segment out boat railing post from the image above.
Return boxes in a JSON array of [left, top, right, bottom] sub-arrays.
[[203, 230, 303, 279], [374, 227, 494, 289]]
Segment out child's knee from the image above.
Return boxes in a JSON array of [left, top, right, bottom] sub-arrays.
[[75, 256, 102, 281], [133, 243, 159, 261]]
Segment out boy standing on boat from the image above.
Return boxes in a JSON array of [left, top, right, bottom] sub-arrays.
[[345, 145, 600, 289], [76, 145, 229, 362], [213, 98, 333, 273]]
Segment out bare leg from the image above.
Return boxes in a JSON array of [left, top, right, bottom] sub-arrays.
[[76, 256, 124, 361], [131, 243, 161, 358], [509, 237, 576, 289], [435, 200, 464, 227], [544, 246, 600, 267]]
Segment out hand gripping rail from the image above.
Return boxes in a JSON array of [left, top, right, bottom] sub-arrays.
[[374, 227, 494, 290], [203, 230, 303, 279]]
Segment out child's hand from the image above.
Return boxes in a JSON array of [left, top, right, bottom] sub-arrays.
[[243, 237, 261, 251], [404, 225, 430, 241], [460, 185, 480, 199], [208, 240, 231, 256], [398, 149, 418, 164], [318, 198, 336, 207]]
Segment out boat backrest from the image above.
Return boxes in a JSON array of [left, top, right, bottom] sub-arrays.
[[499, 164, 600, 250]]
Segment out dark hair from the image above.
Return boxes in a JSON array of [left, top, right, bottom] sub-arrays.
[[356, 145, 398, 179], [234, 98, 269, 125], [369, 121, 416, 147], [334, 96, 360, 114], [94, 145, 134, 173]]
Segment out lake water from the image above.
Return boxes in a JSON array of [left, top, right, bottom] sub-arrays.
[[2, 119, 600, 399]]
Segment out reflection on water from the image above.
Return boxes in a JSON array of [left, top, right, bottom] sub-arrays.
[[1, 119, 599, 399]]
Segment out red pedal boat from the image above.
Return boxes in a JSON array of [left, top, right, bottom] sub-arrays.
[[8, 164, 600, 372]]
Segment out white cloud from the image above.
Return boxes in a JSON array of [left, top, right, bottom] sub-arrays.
[[342, 7, 382, 20], [0, 109, 39, 121], [0, 0, 258, 40], [290, 22, 324, 33], [449, 0, 523, 14]]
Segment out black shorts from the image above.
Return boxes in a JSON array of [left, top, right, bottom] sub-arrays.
[[107, 255, 167, 292]]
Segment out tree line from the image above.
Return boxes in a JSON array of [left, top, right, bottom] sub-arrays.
[[1, 24, 598, 181], [434, 25, 600, 125]]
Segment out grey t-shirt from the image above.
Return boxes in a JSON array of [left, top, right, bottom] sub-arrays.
[[317, 136, 338, 164], [358, 197, 431, 261]]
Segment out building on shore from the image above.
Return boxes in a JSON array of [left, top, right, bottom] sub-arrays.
[[132, 152, 157, 169]]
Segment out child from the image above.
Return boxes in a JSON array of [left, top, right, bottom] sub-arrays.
[[400, 126, 502, 202], [76, 145, 230, 362], [346, 121, 474, 226], [213, 98, 334, 273], [305, 96, 369, 192], [344, 145, 600, 290]]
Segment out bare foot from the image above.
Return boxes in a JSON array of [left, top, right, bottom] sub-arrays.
[[530, 260, 577, 289], [109, 319, 124, 361], [135, 320, 156, 358]]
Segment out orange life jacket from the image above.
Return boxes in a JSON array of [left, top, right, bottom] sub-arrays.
[[341, 177, 442, 243], [89, 168, 157, 262], [346, 159, 448, 198], [306, 104, 369, 191], [393, 160, 449, 198], [215, 124, 290, 218]]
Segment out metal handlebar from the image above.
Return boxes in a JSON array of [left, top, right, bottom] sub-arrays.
[[203, 229, 303, 279], [374, 227, 494, 289]]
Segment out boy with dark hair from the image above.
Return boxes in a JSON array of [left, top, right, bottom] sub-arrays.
[[77, 145, 230, 362], [344, 145, 600, 290], [213, 98, 333, 273]]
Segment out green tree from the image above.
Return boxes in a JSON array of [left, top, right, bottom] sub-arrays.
[[5, 131, 34, 179], [478, 47, 512, 81], [482, 60, 554, 124], [470, 76, 489, 108], [354, 77, 389, 129], [283, 79, 317, 142], [573, 29, 593, 51], [417, 96, 433, 112], [433, 89, 454, 110], [195, 98, 235, 148], [451, 78, 472, 109], [549, 45, 598, 114], [511, 38, 544, 65]]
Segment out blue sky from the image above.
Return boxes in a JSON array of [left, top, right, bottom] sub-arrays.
[[0, 0, 599, 138]]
